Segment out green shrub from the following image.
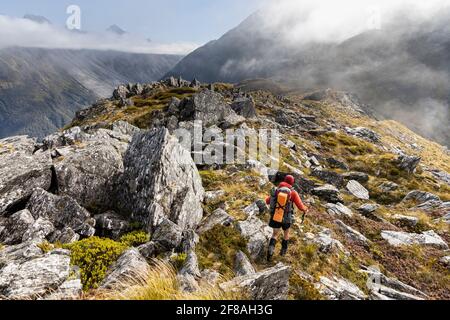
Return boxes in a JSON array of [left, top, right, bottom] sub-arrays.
[[289, 272, 324, 300], [119, 230, 150, 247], [196, 225, 248, 277], [64, 237, 127, 291]]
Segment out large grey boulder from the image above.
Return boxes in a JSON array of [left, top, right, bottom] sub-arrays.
[[27, 188, 95, 238], [326, 203, 353, 218], [53, 139, 124, 212], [42, 279, 82, 300], [346, 180, 370, 200], [179, 90, 240, 128], [119, 128, 204, 231], [0, 241, 43, 266], [234, 251, 256, 277], [312, 185, 343, 203], [396, 154, 421, 174], [0, 136, 52, 215], [381, 230, 448, 249], [236, 216, 273, 260], [231, 97, 257, 118], [151, 218, 184, 252], [94, 211, 132, 239], [403, 191, 440, 204], [220, 263, 291, 300], [317, 276, 367, 300], [100, 248, 150, 290], [0, 209, 35, 245], [196, 208, 234, 234], [0, 248, 72, 299]]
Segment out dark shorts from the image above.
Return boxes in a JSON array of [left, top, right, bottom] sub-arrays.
[[269, 220, 291, 231]]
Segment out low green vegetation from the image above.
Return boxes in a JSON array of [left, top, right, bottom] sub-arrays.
[[196, 225, 249, 277], [119, 230, 150, 247]]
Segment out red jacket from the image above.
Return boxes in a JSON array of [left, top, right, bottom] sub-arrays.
[[265, 182, 308, 212]]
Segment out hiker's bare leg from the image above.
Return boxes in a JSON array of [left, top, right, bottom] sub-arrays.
[[283, 228, 290, 241], [272, 228, 281, 240]]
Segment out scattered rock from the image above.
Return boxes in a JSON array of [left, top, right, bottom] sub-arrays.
[[342, 172, 369, 184], [100, 248, 150, 290], [42, 278, 82, 300], [151, 219, 184, 252], [346, 180, 370, 200], [326, 203, 353, 218], [345, 127, 380, 143], [234, 251, 256, 276], [396, 154, 421, 174], [112, 85, 129, 100], [317, 275, 367, 300], [0, 136, 52, 215], [311, 169, 344, 187], [326, 157, 349, 170], [305, 229, 348, 255], [439, 256, 450, 269], [231, 97, 257, 118], [378, 181, 399, 192], [381, 230, 448, 249], [357, 204, 384, 221], [312, 185, 342, 203], [403, 191, 440, 204], [335, 220, 369, 246], [392, 215, 419, 228], [204, 190, 225, 204], [236, 216, 272, 260], [179, 250, 201, 278], [27, 188, 95, 238], [0, 209, 35, 245], [220, 263, 291, 300], [197, 208, 234, 234], [0, 249, 71, 299]]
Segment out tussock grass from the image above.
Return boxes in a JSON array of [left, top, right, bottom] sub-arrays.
[[93, 260, 242, 300]]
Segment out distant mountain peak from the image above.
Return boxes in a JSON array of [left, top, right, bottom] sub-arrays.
[[106, 24, 127, 35], [23, 14, 51, 25]]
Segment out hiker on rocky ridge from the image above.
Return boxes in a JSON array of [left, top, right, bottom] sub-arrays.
[[266, 175, 309, 261]]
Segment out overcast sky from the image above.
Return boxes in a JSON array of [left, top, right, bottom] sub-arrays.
[[0, 0, 448, 55]]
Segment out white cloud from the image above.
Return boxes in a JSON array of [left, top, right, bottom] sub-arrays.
[[0, 15, 198, 55], [261, 0, 450, 44]]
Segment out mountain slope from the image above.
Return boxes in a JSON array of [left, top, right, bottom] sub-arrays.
[[165, 11, 450, 146], [0, 47, 182, 139]]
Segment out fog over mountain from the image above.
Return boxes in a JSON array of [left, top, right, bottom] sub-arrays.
[[167, 0, 450, 146]]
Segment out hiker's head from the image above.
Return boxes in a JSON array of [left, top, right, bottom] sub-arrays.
[[284, 175, 295, 186]]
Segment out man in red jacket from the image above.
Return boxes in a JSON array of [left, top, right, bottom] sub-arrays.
[[266, 175, 308, 259]]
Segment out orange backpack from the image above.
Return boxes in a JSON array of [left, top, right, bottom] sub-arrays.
[[270, 187, 293, 223]]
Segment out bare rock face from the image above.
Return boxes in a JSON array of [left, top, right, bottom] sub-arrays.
[[0, 136, 52, 215], [220, 263, 291, 300], [346, 180, 370, 200], [381, 230, 448, 249], [317, 276, 367, 300], [234, 251, 256, 277], [236, 216, 272, 260], [0, 246, 75, 300], [100, 248, 150, 290], [196, 208, 234, 234], [119, 128, 204, 231], [312, 184, 343, 203], [26, 188, 95, 238], [0, 209, 35, 245], [179, 90, 241, 128]]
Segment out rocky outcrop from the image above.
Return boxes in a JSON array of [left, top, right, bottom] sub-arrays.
[[119, 128, 204, 231], [392, 215, 419, 228], [312, 185, 343, 203], [326, 203, 353, 218], [100, 248, 150, 290], [305, 229, 348, 255], [311, 169, 344, 187], [220, 263, 291, 300], [26, 188, 95, 238], [151, 218, 184, 252], [335, 220, 369, 246], [342, 172, 369, 184], [0, 136, 52, 215], [94, 211, 132, 239], [403, 191, 440, 204], [346, 180, 370, 200], [196, 208, 234, 234], [381, 230, 448, 249], [317, 275, 367, 300], [396, 154, 421, 174], [236, 216, 272, 260], [0, 246, 76, 300], [179, 90, 244, 128], [0, 209, 35, 245], [231, 97, 257, 118], [234, 251, 256, 276], [345, 127, 380, 143]]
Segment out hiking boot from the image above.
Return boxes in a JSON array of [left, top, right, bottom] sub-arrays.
[[267, 238, 276, 261], [280, 240, 289, 256]]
